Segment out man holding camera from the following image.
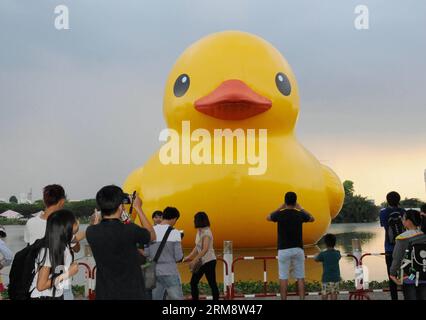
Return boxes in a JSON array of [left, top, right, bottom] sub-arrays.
[[266, 191, 315, 300], [86, 185, 156, 300]]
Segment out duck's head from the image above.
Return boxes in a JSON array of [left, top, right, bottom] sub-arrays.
[[163, 31, 299, 133]]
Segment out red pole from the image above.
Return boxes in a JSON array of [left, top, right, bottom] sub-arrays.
[[78, 262, 93, 300]]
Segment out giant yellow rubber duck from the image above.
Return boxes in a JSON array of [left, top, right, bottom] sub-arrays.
[[124, 31, 344, 248]]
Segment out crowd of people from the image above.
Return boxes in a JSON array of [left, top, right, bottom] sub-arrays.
[[380, 192, 426, 300], [266, 190, 426, 300], [0, 186, 426, 301], [1, 184, 219, 301]]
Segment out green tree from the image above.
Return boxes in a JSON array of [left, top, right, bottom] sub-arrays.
[[343, 180, 354, 197], [34, 199, 44, 206], [64, 199, 97, 219], [400, 198, 425, 209], [0, 199, 97, 221], [9, 195, 18, 204], [333, 180, 379, 223]]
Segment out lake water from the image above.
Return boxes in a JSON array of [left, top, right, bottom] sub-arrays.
[[0, 222, 389, 288]]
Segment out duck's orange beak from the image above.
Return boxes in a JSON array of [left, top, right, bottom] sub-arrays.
[[194, 79, 272, 120]]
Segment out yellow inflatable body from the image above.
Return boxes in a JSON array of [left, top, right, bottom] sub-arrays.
[[124, 31, 344, 248]]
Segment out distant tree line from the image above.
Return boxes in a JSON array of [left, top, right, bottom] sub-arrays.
[[0, 199, 97, 220], [332, 180, 379, 223], [380, 197, 426, 209], [1, 183, 424, 225], [332, 181, 426, 224]]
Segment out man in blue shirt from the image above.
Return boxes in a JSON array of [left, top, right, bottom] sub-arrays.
[[379, 191, 405, 300]]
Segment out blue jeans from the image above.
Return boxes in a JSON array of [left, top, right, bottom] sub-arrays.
[[152, 275, 183, 300]]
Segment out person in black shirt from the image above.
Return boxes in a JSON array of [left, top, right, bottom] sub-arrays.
[[86, 185, 156, 300], [266, 191, 314, 300]]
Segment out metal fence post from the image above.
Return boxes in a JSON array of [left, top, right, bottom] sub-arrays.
[[223, 241, 233, 299], [352, 239, 363, 290], [84, 244, 93, 298]]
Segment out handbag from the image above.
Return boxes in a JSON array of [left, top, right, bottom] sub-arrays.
[[142, 226, 173, 290], [190, 230, 205, 274]]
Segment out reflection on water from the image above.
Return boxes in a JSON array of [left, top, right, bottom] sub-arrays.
[[0, 222, 389, 286], [322, 231, 376, 252]]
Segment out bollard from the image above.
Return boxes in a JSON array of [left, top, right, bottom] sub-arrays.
[[363, 265, 369, 290], [352, 239, 364, 290], [223, 241, 233, 299]]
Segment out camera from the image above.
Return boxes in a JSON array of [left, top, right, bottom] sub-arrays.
[[122, 193, 131, 205], [122, 192, 134, 205]]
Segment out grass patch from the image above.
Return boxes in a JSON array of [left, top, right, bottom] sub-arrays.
[[182, 279, 390, 296], [2, 280, 391, 300], [0, 217, 27, 225], [72, 285, 86, 298], [1, 290, 9, 299]]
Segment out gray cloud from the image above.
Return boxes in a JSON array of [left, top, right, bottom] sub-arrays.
[[0, 0, 425, 201]]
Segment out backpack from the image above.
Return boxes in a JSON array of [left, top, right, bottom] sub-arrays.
[[387, 211, 404, 245], [421, 216, 426, 234], [8, 239, 44, 300], [401, 235, 426, 286]]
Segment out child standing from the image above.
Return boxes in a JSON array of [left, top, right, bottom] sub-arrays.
[[315, 233, 341, 300]]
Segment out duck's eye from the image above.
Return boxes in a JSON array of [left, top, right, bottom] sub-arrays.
[[174, 74, 190, 97], [275, 72, 291, 96]]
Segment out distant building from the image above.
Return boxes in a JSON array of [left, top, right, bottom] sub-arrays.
[[18, 189, 33, 204], [0, 210, 24, 219]]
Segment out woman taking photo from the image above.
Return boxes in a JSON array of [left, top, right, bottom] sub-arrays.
[[390, 209, 426, 300], [183, 212, 219, 300], [30, 209, 80, 300]]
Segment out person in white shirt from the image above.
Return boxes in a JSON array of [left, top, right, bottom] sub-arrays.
[[145, 207, 184, 300], [30, 209, 80, 300], [24, 185, 67, 246], [24, 184, 83, 300]]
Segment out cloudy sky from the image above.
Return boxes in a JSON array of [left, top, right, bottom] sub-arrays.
[[0, 0, 425, 203]]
